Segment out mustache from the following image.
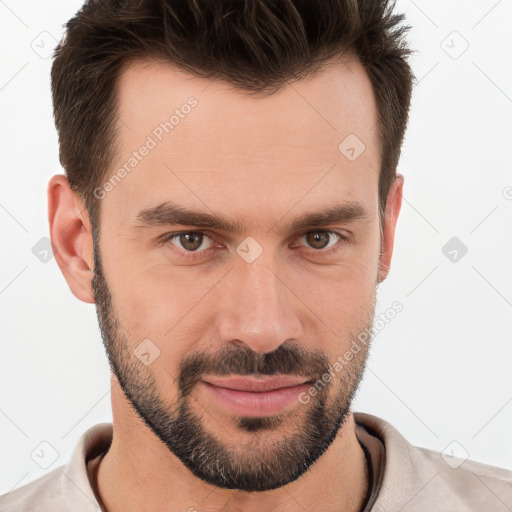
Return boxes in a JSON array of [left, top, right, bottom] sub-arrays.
[[177, 341, 331, 397]]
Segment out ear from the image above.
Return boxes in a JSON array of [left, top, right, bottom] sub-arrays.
[[378, 173, 404, 283], [48, 174, 95, 303]]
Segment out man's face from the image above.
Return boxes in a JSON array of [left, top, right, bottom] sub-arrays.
[[92, 56, 383, 491]]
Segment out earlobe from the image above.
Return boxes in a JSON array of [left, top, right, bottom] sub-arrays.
[[47, 174, 95, 304], [377, 173, 404, 283]]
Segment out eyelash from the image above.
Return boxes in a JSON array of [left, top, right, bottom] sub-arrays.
[[160, 230, 350, 260]]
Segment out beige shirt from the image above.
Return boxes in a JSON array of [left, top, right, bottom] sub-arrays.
[[1, 411, 511, 511]]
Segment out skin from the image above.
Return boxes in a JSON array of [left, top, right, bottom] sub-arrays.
[[48, 54, 403, 512]]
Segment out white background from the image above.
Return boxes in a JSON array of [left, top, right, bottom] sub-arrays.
[[0, 0, 511, 495]]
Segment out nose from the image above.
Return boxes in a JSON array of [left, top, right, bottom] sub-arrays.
[[216, 255, 303, 355]]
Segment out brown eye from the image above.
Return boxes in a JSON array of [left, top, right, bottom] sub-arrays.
[[294, 230, 349, 255], [166, 232, 214, 253], [302, 231, 340, 250], [178, 233, 204, 251]]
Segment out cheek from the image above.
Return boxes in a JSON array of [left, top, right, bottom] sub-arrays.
[[302, 272, 375, 333], [108, 259, 223, 356], [291, 247, 378, 340]]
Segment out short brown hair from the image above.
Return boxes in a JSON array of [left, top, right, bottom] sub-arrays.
[[51, 0, 415, 234]]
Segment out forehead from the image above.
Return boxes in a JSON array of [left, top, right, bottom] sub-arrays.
[[105, 56, 380, 226]]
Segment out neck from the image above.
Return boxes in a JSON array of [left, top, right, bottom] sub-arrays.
[[96, 377, 368, 512]]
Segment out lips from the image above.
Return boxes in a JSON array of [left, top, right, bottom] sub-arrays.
[[201, 375, 311, 392], [199, 375, 313, 417]]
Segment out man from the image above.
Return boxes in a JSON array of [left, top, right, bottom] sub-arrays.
[[1, 0, 511, 511]]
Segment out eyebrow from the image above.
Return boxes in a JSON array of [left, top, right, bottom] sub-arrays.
[[134, 200, 370, 235]]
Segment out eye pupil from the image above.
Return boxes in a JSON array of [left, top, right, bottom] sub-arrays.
[[306, 231, 330, 249], [180, 232, 203, 251]]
